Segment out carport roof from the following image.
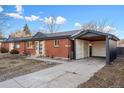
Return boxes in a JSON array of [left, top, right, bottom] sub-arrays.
[[70, 30, 120, 41]]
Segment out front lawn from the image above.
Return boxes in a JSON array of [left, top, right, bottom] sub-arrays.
[[0, 54, 58, 82], [78, 57, 124, 88]]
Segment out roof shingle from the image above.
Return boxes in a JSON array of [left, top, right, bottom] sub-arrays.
[[2, 29, 119, 42]]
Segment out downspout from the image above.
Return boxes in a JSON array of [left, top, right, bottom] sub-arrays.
[[71, 38, 76, 60]]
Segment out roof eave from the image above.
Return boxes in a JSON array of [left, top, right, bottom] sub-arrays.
[[70, 30, 107, 40], [108, 35, 120, 41]]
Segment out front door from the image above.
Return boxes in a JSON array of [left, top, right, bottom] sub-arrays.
[[35, 41, 43, 56]]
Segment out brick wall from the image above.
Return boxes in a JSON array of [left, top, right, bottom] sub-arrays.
[[1, 41, 36, 55], [15, 42, 25, 55], [45, 38, 71, 58], [1, 42, 9, 51], [1, 39, 72, 58], [15, 41, 36, 55]]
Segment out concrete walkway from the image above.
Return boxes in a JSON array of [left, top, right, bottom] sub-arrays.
[[0, 58, 105, 88]]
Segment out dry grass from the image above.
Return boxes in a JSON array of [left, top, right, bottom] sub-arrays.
[[78, 57, 124, 88], [0, 55, 58, 82]]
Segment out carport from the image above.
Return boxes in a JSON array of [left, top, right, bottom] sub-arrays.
[[71, 30, 119, 64]]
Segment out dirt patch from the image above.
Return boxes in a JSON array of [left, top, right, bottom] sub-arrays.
[[0, 55, 59, 82], [78, 57, 124, 88]]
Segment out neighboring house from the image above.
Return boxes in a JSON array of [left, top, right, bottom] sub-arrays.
[[10, 30, 31, 38], [1, 30, 119, 64], [117, 39, 124, 47]]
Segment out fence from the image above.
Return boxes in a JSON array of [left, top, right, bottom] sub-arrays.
[[117, 47, 124, 56]]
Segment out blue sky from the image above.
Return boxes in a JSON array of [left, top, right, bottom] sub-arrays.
[[2, 5, 124, 38]]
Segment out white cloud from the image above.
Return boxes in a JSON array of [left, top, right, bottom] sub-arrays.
[[25, 15, 39, 21], [6, 13, 23, 19], [56, 16, 66, 24], [74, 22, 82, 27], [5, 5, 23, 19], [0, 6, 4, 12], [44, 16, 55, 24], [15, 5, 23, 14], [43, 16, 66, 25]]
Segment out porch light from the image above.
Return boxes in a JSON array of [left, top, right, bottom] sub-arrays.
[[89, 43, 92, 46]]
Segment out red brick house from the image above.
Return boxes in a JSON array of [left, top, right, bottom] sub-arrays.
[[0, 38, 6, 48], [1, 30, 119, 64], [1, 37, 36, 55]]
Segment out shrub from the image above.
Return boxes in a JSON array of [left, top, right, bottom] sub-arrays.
[[0, 47, 9, 53], [10, 49, 19, 54]]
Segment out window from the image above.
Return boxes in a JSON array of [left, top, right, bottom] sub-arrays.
[[54, 40, 59, 47], [15, 43, 20, 49], [26, 41, 33, 49]]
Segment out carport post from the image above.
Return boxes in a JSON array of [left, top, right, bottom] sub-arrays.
[[106, 36, 110, 64], [70, 39, 76, 60], [73, 39, 76, 60]]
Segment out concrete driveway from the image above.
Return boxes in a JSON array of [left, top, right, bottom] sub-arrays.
[[0, 57, 105, 88]]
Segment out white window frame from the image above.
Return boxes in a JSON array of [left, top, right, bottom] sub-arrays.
[[54, 40, 59, 47], [15, 43, 20, 49], [26, 41, 33, 49]]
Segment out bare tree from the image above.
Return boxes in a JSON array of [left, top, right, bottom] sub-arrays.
[[42, 16, 55, 33], [81, 21, 97, 31], [81, 20, 116, 33], [48, 16, 55, 33], [42, 16, 66, 33]]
